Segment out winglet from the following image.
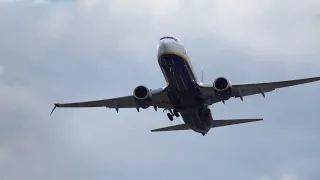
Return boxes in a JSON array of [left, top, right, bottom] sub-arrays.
[[50, 103, 58, 116]]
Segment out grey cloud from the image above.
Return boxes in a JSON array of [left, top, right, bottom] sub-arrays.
[[0, 1, 319, 180]]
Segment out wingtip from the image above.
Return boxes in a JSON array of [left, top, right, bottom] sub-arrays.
[[50, 103, 58, 116], [255, 118, 264, 121], [150, 129, 160, 132], [246, 118, 264, 122]]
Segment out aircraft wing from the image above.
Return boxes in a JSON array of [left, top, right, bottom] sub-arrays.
[[51, 87, 170, 115], [200, 76, 320, 104], [151, 118, 263, 132]]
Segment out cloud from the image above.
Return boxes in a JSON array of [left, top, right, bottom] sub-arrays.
[[2, 0, 318, 58], [0, 0, 319, 180], [257, 174, 299, 180], [96, 0, 320, 57], [0, 64, 3, 76], [257, 157, 320, 180]]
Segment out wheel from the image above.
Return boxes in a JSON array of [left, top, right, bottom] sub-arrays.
[[173, 109, 180, 117], [167, 113, 174, 121], [201, 133, 205, 136]]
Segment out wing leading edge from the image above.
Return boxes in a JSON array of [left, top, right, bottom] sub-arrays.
[[150, 118, 263, 132], [200, 76, 320, 104]]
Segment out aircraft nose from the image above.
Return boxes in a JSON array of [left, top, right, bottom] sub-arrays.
[[159, 37, 177, 44], [157, 36, 187, 58], [157, 40, 172, 52], [157, 37, 179, 54]]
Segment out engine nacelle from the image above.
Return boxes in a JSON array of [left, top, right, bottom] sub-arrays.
[[213, 77, 232, 98], [133, 85, 152, 109]]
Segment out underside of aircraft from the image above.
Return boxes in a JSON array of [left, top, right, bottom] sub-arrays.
[[51, 36, 320, 136]]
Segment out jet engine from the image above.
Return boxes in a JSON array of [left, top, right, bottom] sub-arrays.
[[133, 85, 153, 109], [213, 77, 232, 98]]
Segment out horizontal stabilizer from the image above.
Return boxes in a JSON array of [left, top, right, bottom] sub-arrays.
[[151, 123, 189, 132], [211, 118, 263, 128], [151, 118, 263, 132]]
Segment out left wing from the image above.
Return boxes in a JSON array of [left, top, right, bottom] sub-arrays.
[[51, 87, 170, 115], [200, 76, 320, 104]]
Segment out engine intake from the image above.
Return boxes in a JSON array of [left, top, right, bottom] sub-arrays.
[[133, 85, 152, 109], [213, 77, 232, 98]]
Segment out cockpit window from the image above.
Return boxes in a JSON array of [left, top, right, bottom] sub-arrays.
[[159, 36, 178, 42]]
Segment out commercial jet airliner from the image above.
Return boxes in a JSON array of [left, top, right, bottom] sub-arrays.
[[51, 36, 320, 136]]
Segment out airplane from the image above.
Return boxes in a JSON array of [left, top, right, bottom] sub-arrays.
[[50, 36, 320, 136]]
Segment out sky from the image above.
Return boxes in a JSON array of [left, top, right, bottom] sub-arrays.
[[0, 0, 319, 180]]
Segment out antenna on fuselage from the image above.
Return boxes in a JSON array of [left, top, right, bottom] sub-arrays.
[[201, 70, 204, 83]]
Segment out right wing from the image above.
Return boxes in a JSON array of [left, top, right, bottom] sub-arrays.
[[51, 87, 170, 115], [151, 118, 263, 132], [200, 76, 320, 104]]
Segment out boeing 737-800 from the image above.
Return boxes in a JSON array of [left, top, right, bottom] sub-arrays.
[[51, 36, 320, 136]]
